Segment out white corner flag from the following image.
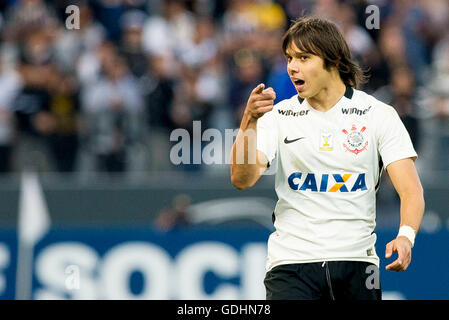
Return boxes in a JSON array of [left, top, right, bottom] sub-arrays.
[[18, 172, 50, 246], [16, 172, 51, 300]]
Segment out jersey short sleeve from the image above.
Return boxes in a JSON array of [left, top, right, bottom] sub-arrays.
[[257, 109, 278, 164], [376, 104, 418, 168]]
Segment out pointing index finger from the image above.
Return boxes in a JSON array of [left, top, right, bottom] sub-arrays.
[[253, 83, 265, 94]]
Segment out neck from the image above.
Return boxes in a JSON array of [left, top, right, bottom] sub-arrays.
[[307, 79, 347, 112]]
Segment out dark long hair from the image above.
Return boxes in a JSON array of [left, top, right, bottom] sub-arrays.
[[282, 16, 368, 88]]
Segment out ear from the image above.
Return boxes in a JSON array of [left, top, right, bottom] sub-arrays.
[[323, 58, 337, 72]]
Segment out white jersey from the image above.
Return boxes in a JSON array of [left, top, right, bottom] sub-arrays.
[[257, 86, 417, 271]]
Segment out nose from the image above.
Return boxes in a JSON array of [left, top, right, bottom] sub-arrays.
[[287, 59, 300, 75]]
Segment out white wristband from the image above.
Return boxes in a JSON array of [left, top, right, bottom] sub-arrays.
[[397, 226, 416, 247]]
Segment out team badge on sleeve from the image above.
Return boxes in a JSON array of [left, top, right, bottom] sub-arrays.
[[342, 124, 368, 155]]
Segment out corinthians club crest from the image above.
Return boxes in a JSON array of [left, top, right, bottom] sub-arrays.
[[342, 124, 368, 155]]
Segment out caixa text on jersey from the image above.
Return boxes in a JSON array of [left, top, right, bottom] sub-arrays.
[[288, 172, 367, 192]]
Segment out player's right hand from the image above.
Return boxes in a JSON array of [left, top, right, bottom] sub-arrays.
[[244, 83, 276, 120]]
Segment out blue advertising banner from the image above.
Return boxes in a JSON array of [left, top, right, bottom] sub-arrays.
[[0, 227, 447, 300]]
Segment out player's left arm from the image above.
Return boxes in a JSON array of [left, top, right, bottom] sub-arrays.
[[384, 157, 425, 272]]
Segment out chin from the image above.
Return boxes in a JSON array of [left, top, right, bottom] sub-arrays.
[[297, 91, 308, 98]]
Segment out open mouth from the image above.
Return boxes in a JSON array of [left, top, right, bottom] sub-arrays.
[[292, 78, 305, 91]]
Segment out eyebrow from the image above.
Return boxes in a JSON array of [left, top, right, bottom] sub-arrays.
[[284, 41, 312, 56], [284, 49, 310, 57]]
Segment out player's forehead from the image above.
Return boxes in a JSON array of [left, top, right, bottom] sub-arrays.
[[284, 40, 315, 56]]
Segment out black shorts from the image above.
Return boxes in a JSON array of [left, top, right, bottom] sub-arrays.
[[264, 261, 382, 300]]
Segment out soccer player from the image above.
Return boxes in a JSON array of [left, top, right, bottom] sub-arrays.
[[230, 17, 425, 300]]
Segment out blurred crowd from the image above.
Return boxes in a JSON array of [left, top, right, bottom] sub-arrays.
[[0, 0, 448, 175]]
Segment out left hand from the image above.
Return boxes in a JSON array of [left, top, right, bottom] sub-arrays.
[[385, 236, 413, 272]]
